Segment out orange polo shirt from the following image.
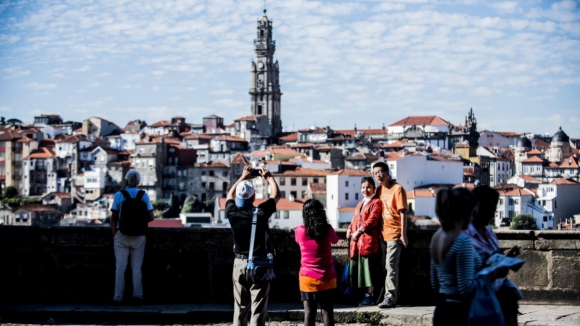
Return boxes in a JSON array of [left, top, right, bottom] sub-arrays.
[[377, 183, 408, 241]]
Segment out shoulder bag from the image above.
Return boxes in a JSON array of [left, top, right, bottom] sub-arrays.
[[246, 208, 276, 283]]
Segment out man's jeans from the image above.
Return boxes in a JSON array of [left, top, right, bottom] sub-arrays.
[[383, 240, 402, 303], [232, 257, 270, 326], [114, 231, 146, 301]]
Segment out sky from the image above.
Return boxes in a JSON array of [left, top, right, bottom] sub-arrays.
[[0, 0, 579, 138]]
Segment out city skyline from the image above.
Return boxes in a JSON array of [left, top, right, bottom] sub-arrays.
[[0, 0, 579, 137]]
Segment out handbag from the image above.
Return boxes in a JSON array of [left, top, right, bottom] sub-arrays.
[[246, 208, 276, 284], [340, 261, 352, 298], [468, 276, 505, 326]]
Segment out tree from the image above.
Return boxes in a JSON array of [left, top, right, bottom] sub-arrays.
[[181, 195, 203, 213], [152, 199, 168, 211], [510, 214, 537, 230], [3, 186, 17, 199]]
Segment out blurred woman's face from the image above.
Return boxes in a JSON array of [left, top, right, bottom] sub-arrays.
[[361, 181, 375, 198]]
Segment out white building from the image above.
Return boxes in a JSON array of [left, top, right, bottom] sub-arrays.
[[535, 180, 580, 229], [407, 188, 437, 218], [326, 170, 372, 229], [386, 153, 464, 192], [494, 184, 537, 228], [476, 147, 513, 187], [478, 131, 521, 148]]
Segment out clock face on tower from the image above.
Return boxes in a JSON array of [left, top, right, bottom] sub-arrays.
[[258, 62, 264, 70]]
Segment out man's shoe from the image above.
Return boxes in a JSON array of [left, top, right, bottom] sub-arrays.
[[358, 295, 374, 307], [378, 296, 396, 309]]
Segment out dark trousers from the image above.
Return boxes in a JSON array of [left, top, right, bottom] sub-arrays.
[[433, 296, 469, 326]]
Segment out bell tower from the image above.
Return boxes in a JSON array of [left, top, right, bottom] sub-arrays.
[[249, 10, 282, 137]]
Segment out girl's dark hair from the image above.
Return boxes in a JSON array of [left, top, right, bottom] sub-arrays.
[[436, 188, 478, 231], [361, 176, 375, 188], [472, 185, 500, 227], [302, 199, 329, 241]]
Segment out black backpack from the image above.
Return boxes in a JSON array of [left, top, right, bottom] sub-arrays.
[[118, 189, 150, 236]]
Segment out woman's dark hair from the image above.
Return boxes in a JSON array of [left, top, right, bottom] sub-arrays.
[[361, 176, 375, 189], [436, 188, 478, 231], [472, 185, 500, 227], [302, 199, 329, 241]]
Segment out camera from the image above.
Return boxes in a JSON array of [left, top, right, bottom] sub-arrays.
[[251, 169, 261, 177]]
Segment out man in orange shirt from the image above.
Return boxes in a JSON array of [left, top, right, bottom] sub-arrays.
[[373, 162, 408, 309]]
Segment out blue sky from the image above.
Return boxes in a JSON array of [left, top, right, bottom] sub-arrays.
[[0, 0, 579, 137]]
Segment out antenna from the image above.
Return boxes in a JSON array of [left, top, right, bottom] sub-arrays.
[[264, 0, 266, 12]]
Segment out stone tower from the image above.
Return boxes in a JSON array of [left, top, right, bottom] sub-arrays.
[[249, 10, 282, 137], [515, 135, 532, 176], [549, 127, 571, 163]]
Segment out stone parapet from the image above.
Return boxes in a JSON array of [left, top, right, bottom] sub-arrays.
[[0, 227, 578, 305]]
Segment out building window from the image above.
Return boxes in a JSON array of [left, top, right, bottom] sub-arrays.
[[222, 171, 228, 177], [302, 178, 307, 186], [275, 211, 280, 219], [283, 211, 289, 219], [345, 181, 349, 187], [291, 178, 296, 186], [281, 191, 286, 198], [514, 199, 519, 205], [290, 191, 297, 199], [313, 178, 318, 183], [345, 193, 349, 200], [202, 182, 206, 188], [509, 198, 514, 205], [355, 193, 359, 200], [280, 178, 285, 186], [202, 171, 206, 175], [209, 171, 214, 176]]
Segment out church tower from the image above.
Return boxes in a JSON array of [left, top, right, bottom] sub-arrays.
[[249, 10, 282, 137]]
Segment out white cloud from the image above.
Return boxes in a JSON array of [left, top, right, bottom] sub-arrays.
[[2, 66, 30, 79], [25, 82, 57, 89], [491, 2, 519, 14]]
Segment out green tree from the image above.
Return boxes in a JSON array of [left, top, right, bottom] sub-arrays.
[[510, 214, 537, 230], [3, 186, 18, 199], [6, 118, 22, 125], [181, 195, 203, 213]]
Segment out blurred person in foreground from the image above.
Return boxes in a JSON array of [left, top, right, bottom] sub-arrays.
[[466, 185, 522, 326], [430, 188, 509, 326]]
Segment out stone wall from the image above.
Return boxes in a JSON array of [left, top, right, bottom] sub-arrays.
[[0, 226, 578, 305]]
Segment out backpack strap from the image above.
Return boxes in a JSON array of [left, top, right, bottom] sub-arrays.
[[120, 189, 132, 201], [136, 190, 145, 200]]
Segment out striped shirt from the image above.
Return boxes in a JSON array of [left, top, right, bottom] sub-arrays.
[[430, 234, 482, 298]]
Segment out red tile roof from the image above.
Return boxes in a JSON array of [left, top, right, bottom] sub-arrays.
[[279, 133, 298, 142], [493, 184, 534, 196], [390, 116, 449, 127], [534, 139, 550, 149], [231, 153, 250, 165], [298, 127, 327, 133], [551, 179, 579, 185], [25, 147, 56, 159], [14, 204, 61, 213], [215, 135, 246, 142], [559, 156, 579, 168], [184, 134, 215, 140], [527, 148, 542, 155], [274, 167, 331, 176], [149, 120, 174, 127], [330, 169, 371, 176], [522, 156, 544, 163]]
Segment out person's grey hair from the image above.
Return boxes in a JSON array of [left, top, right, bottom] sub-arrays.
[[125, 169, 141, 187]]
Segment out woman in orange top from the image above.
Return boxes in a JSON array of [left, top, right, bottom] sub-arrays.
[[347, 176, 382, 306]]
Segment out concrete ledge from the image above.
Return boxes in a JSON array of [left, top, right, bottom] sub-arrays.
[[1, 303, 579, 325]]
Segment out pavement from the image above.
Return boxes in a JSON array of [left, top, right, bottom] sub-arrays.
[[1, 302, 579, 325]]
